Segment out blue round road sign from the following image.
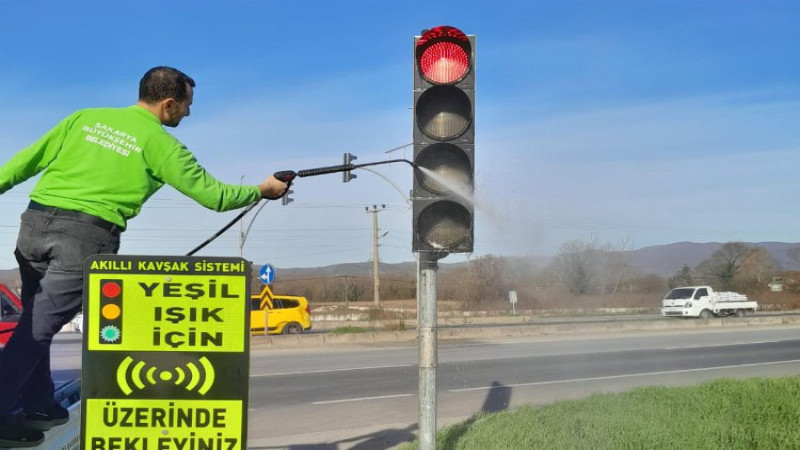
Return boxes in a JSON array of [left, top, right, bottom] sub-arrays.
[[259, 264, 276, 285]]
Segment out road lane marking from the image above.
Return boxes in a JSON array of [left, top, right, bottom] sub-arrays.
[[449, 359, 800, 392], [663, 340, 782, 350], [313, 393, 414, 405], [449, 340, 555, 347], [251, 363, 412, 378]]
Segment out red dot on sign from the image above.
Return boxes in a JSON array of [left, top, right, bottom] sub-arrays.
[[102, 282, 121, 298]]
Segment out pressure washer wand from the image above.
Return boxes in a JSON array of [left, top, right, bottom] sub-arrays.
[[273, 158, 415, 182], [187, 158, 415, 256]]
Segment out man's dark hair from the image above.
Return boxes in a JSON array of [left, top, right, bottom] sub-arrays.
[[139, 66, 196, 103]]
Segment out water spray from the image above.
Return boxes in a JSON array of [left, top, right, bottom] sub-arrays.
[[186, 158, 416, 256]]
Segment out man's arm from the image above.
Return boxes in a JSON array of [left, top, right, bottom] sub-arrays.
[[156, 145, 286, 211], [0, 115, 73, 194]]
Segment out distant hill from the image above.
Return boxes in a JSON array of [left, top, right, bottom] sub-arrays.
[[267, 241, 800, 280], [259, 260, 467, 281], [266, 261, 417, 278], [621, 242, 800, 277], [2, 242, 798, 287]]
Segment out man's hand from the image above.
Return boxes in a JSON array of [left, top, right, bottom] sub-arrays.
[[258, 175, 289, 200]]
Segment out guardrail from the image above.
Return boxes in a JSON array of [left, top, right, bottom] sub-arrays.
[[251, 314, 800, 349]]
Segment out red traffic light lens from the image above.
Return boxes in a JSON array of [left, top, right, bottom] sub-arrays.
[[416, 26, 471, 84], [419, 42, 469, 84]]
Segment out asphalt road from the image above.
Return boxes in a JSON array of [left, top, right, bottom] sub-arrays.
[[49, 323, 800, 449]]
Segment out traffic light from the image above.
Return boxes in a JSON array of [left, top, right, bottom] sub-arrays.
[[281, 189, 294, 206], [99, 279, 123, 344], [343, 152, 357, 183], [412, 25, 475, 253]]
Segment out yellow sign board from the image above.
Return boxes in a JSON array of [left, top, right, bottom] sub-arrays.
[[81, 255, 250, 449]]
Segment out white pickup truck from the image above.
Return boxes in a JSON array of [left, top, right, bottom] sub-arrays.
[[660, 285, 757, 319]]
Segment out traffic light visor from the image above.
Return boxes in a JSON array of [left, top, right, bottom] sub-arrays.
[[416, 201, 472, 249], [416, 26, 471, 84]]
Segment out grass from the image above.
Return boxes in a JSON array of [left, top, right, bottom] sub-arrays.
[[328, 325, 370, 334], [399, 377, 800, 449]]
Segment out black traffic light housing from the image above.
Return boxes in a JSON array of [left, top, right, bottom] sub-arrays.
[[343, 152, 357, 183], [412, 26, 475, 254]]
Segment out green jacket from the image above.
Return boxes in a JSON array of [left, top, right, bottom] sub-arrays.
[[0, 106, 260, 229]]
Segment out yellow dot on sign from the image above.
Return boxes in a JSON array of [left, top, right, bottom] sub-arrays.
[[160, 371, 173, 381], [102, 304, 121, 320]]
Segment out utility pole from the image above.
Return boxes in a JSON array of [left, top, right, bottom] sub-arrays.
[[343, 276, 348, 320], [338, 274, 351, 321], [366, 205, 386, 305]]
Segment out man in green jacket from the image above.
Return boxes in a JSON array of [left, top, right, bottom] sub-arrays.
[[0, 66, 288, 446]]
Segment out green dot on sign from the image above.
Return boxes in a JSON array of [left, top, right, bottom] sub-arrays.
[[160, 371, 173, 381]]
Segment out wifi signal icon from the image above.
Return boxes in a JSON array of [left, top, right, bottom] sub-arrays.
[[116, 356, 216, 396]]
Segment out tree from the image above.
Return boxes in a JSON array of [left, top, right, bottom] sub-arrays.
[[446, 254, 509, 308], [556, 240, 595, 295], [668, 264, 694, 288], [553, 236, 637, 297], [695, 242, 759, 291], [604, 237, 635, 297], [737, 247, 776, 290], [628, 274, 667, 295]]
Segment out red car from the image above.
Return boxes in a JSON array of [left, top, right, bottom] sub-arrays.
[[0, 283, 22, 348]]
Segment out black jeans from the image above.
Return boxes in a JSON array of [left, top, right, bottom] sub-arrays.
[[0, 208, 119, 415]]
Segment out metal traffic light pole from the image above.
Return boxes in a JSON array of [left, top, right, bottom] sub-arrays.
[[418, 251, 442, 450]]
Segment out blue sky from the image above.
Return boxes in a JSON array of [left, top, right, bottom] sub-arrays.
[[1, 1, 798, 271]]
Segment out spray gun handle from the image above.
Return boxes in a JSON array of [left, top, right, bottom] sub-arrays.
[[273, 170, 297, 182]]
